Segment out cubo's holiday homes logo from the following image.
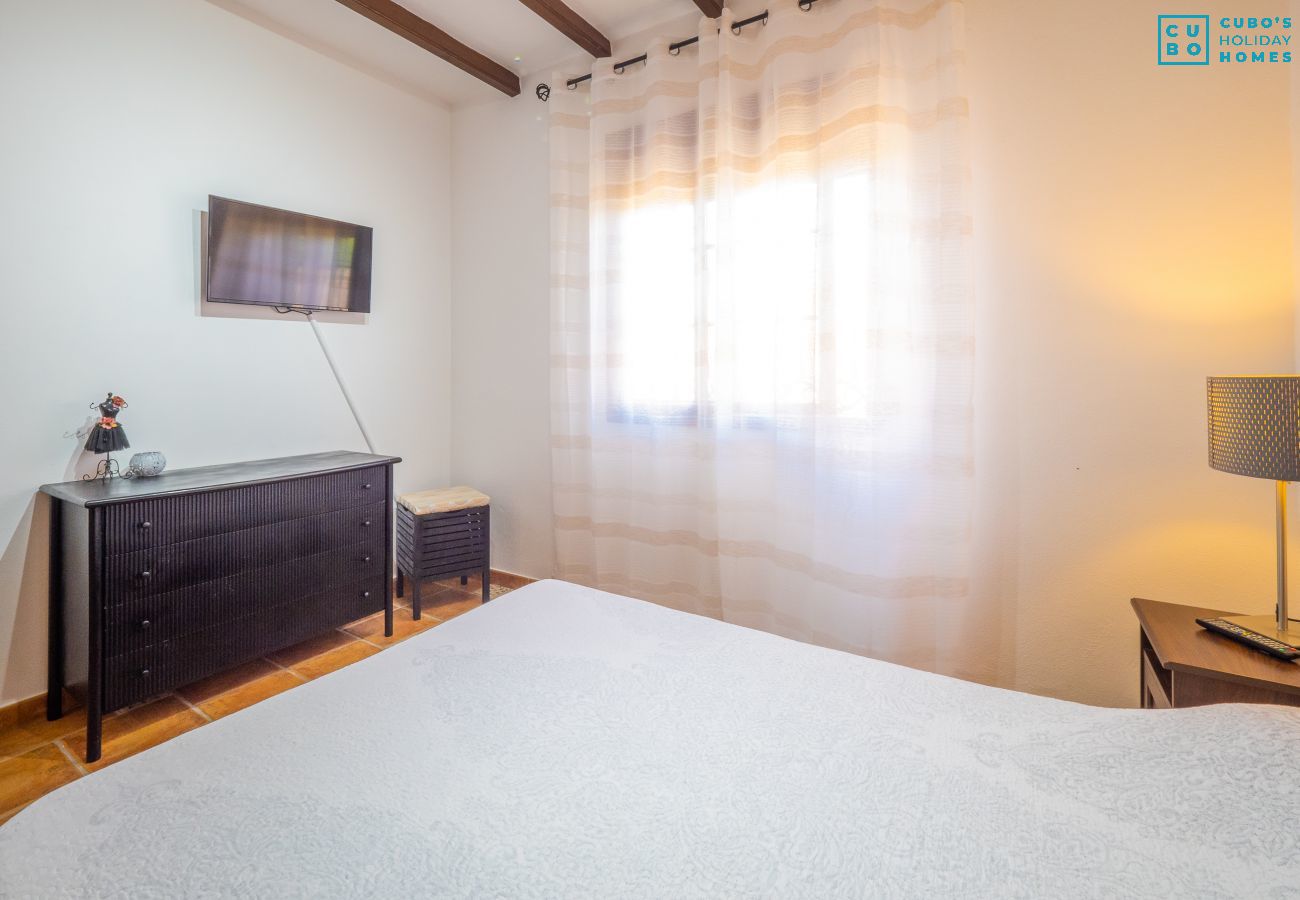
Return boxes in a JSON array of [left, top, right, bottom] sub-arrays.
[[1159, 14, 1294, 65]]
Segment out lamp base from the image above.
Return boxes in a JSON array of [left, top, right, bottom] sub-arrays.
[[1222, 614, 1300, 647]]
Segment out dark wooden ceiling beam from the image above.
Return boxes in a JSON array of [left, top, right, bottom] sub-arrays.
[[516, 0, 611, 58], [691, 0, 723, 17], [332, 0, 520, 97]]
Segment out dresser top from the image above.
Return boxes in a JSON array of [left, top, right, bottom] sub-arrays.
[[40, 451, 401, 508]]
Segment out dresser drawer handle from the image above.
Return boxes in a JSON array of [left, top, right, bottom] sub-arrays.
[[362, 590, 371, 599], [362, 520, 372, 528], [140, 570, 152, 580], [140, 619, 151, 630], [140, 668, 151, 678], [362, 483, 373, 490], [362, 556, 372, 564], [139, 521, 152, 530]]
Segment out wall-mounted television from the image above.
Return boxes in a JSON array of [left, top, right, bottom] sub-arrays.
[[206, 195, 372, 313]]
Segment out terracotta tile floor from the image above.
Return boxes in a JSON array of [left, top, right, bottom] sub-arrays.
[[0, 575, 526, 826]]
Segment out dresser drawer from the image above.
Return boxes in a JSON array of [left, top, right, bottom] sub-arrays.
[[104, 576, 385, 710], [104, 540, 385, 655], [105, 465, 387, 553], [105, 502, 386, 603]]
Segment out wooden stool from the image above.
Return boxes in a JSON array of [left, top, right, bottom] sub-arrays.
[[395, 486, 490, 618]]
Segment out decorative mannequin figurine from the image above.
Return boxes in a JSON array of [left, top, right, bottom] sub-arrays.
[[82, 394, 129, 480], [85, 394, 129, 454]]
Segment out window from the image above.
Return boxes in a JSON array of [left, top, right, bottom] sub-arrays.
[[605, 168, 932, 443]]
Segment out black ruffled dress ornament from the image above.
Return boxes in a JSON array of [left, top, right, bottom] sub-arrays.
[[85, 394, 129, 454], [82, 394, 130, 480]]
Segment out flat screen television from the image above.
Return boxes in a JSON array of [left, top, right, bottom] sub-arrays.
[[206, 195, 372, 313]]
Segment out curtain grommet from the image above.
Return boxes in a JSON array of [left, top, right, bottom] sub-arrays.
[[732, 11, 768, 35]]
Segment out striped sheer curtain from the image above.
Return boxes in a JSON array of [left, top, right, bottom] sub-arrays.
[[550, 0, 976, 672]]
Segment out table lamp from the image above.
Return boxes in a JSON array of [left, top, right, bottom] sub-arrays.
[[1207, 375, 1300, 641]]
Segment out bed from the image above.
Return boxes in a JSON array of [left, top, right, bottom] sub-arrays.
[[2, 580, 1297, 898]]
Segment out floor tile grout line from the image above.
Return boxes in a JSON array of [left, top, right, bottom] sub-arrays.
[[339, 618, 399, 650], [54, 738, 90, 777], [0, 726, 81, 764], [174, 693, 214, 724], [178, 660, 315, 719], [251, 655, 312, 685]]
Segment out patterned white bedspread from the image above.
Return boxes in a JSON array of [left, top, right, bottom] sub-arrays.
[[2, 580, 1298, 898]]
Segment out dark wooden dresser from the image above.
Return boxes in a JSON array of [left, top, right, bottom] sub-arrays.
[[41, 451, 400, 761]]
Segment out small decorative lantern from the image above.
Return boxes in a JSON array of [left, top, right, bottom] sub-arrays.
[[127, 451, 167, 478]]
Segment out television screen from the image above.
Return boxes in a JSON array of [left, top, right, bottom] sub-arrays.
[[206, 195, 372, 313]]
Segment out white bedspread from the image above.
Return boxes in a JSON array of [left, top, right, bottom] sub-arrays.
[[2, 580, 1298, 898]]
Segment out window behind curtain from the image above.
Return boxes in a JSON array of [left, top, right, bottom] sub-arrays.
[[604, 137, 932, 451]]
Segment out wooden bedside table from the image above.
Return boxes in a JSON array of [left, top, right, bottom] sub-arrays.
[[1131, 597, 1300, 709]]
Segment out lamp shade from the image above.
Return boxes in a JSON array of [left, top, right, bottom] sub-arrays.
[[1207, 376, 1300, 481]]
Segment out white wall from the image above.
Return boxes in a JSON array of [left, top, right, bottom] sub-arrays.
[[0, 0, 452, 705], [967, 0, 1296, 705], [449, 97, 555, 579], [448, 1, 1297, 706]]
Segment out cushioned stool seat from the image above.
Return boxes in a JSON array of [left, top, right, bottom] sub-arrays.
[[395, 486, 491, 617], [398, 486, 490, 516]]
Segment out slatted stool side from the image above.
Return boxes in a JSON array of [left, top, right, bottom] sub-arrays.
[[396, 501, 490, 617]]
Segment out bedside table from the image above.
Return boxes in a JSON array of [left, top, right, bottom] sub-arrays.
[[1131, 597, 1300, 709]]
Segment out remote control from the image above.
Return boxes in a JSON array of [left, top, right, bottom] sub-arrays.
[[1195, 618, 1300, 661]]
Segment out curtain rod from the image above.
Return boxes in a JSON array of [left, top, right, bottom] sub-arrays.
[[564, 0, 824, 90]]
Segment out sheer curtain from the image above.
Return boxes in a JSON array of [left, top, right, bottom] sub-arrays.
[[550, 0, 978, 672]]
